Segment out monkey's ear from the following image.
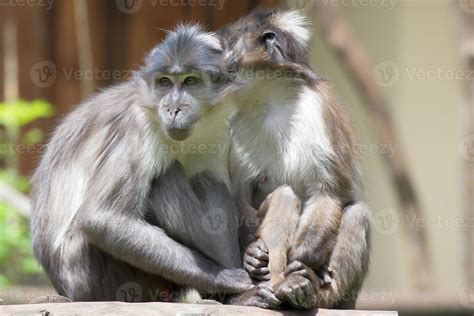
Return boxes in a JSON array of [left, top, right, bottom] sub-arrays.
[[271, 10, 312, 47]]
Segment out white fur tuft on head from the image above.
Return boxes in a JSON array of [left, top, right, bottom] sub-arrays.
[[271, 10, 312, 47], [174, 23, 222, 51]]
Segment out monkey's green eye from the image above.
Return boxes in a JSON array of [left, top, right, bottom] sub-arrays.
[[157, 77, 172, 87], [183, 76, 200, 87]]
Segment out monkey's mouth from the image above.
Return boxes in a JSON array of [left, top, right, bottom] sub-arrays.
[[166, 128, 192, 142]]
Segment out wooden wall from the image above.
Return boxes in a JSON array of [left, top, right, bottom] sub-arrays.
[[0, 0, 278, 175]]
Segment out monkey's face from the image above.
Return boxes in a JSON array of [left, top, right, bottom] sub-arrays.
[[223, 10, 311, 68], [152, 72, 222, 141], [141, 25, 231, 142]]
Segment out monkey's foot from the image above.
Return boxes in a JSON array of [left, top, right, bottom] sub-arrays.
[[246, 284, 282, 309], [29, 295, 72, 304], [275, 261, 317, 310], [316, 265, 334, 287], [243, 239, 270, 282]]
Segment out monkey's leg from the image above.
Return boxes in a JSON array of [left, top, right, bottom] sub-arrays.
[[277, 200, 370, 309], [229, 186, 301, 309], [274, 194, 342, 310], [289, 194, 342, 272], [315, 201, 371, 309]]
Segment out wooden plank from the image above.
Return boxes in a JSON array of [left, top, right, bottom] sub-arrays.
[[51, 0, 81, 113], [0, 301, 398, 315], [14, 5, 53, 175]]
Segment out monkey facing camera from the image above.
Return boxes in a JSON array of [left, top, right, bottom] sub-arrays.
[[30, 25, 251, 303], [140, 27, 231, 142]]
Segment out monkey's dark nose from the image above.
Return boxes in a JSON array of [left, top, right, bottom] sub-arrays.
[[167, 108, 182, 118]]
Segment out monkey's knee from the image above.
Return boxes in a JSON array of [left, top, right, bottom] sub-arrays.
[[270, 185, 298, 202], [260, 185, 300, 213], [343, 201, 371, 234]]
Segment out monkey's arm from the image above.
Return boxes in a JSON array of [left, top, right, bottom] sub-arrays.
[[81, 209, 251, 294], [78, 144, 252, 294]]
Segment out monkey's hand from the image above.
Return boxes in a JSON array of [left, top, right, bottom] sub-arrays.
[[243, 239, 270, 282], [216, 268, 255, 293], [275, 261, 318, 310], [231, 283, 282, 309]]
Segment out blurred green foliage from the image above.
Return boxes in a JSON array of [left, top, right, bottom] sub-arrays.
[[0, 100, 54, 287]]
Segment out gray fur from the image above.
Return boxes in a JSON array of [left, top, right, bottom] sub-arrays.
[[30, 25, 251, 302]]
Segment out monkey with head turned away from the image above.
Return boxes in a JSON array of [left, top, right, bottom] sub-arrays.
[[221, 10, 371, 309]]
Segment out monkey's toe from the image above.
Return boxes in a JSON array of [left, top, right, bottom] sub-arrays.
[[276, 275, 316, 310]]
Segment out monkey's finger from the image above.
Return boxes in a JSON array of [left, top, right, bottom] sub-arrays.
[[244, 263, 270, 281], [244, 254, 268, 268], [295, 268, 319, 288], [252, 271, 271, 282], [253, 239, 269, 253], [316, 266, 334, 287], [283, 261, 305, 276], [299, 280, 316, 309], [258, 285, 281, 307], [251, 267, 270, 276], [289, 282, 305, 308], [250, 267, 271, 281], [245, 246, 269, 262]]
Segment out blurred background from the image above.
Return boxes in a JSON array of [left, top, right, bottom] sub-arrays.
[[0, 0, 473, 315]]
